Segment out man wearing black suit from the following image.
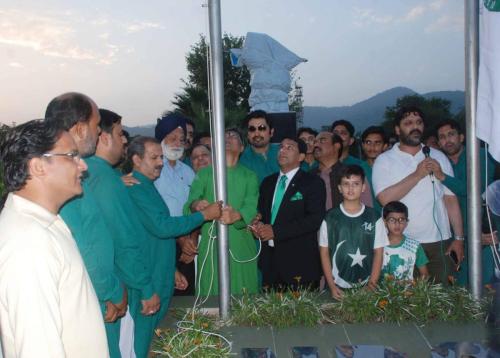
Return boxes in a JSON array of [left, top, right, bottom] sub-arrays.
[[251, 137, 326, 290]]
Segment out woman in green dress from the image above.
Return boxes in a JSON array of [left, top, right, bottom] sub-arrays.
[[184, 128, 259, 296]]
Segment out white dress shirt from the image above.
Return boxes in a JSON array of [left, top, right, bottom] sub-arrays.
[[372, 143, 454, 243], [0, 194, 109, 358]]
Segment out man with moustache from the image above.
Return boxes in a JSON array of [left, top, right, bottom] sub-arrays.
[[125, 136, 221, 356], [435, 119, 496, 231], [181, 117, 196, 167], [0, 120, 108, 357], [153, 113, 200, 296], [297, 127, 319, 172], [240, 110, 280, 184], [252, 137, 326, 290], [361, 126, 389, 213], [434, 119, 496, 285], [312, 131, 345, 210], [154, 112, 194, 213], [85, 109, 160, 357], [45, 94, 127, 358], [372, 106, 464, 284]]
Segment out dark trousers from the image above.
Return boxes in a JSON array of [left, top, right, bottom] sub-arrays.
[[421, 239, 454, 285], [174, 243, 196, 296]]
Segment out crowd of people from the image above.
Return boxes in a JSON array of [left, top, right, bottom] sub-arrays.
[[0, 92, 498, 357]]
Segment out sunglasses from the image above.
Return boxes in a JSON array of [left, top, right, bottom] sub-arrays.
[[247, 125, 268, 132]]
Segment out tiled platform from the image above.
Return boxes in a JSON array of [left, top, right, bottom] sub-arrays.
[[160, 295, 491, 357]]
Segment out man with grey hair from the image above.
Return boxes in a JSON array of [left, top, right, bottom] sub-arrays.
[[125, 136, 221, 356]]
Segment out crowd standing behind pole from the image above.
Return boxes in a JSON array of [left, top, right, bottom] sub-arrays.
[[1, 103, 499, 357]]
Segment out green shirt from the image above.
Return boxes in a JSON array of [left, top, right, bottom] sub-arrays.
[[184, 164, 259, 296], [300, 160, 319, 172], [85, 156, 154, 300], [60, 187, 123, 308], [381, 236, 428, 280], [240, 143, 280, 183], [127, 171, 204, 301], [342, 154, 364, 167], [362, 161, 382, 214], [323, 205, 378, 288], [442, 147, 495, 230]]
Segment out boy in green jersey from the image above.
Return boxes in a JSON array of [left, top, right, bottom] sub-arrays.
[[371, 201, 429, 282], [319, 165, 378, 299]]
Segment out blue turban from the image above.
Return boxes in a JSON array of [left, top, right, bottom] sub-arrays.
[[155, 113, 187, 141]]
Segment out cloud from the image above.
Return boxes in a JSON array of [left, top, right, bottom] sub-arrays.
[[353, 0, 459, 30], [429, 0, 448, 11], [0, 9, 115, 63], [8, 62, 23, 68], [425, 14, 463, 33], [125, 21, 164, 34], [0, 9, 164, 65], [402, 5, 426, 22], [353, 7, 393, 27]]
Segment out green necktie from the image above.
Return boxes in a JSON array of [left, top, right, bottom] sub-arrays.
[[271, 175, 288, 224]]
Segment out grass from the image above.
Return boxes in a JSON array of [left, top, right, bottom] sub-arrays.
[[151, 309, 231, 357], [229, 288, 325, 328], [325, 277, 489, 324], [151, 279, 492, 356]]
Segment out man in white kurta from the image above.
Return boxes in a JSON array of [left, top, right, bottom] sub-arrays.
[[372, 106, 464, 285], [0, 121, 108, 358]]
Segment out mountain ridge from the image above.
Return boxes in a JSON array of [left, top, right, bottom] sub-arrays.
[[303, 86, 464, 132], [124, 86, 465, 136]]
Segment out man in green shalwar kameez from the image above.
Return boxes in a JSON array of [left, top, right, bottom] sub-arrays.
[[239, 110, 280, 184], [45, 94, 127, 358], [87, 110, 161, 358], [125, 136, 221, 329], [185, 128, 260, 296]]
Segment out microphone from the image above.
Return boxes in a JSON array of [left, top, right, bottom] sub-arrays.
[[422, 146, 434, 182], [422, 145, 430, 158]]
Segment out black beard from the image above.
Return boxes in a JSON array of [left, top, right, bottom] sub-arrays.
[[399, 130, 422, 146], [250, 138, 268, 148]]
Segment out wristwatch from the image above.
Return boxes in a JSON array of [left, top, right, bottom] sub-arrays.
[[454, 235, 465, 241]]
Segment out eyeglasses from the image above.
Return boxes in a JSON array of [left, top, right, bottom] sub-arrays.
[[247, 125, 268, 132], [385, 217, 409, 224], [42, 151, 82, 162]]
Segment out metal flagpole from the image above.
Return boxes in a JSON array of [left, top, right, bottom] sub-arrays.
[[464, 0, 482, 299], [207, 0, 231, 318]]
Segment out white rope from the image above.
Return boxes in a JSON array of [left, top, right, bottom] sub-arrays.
[[483, 143, 500, 273]]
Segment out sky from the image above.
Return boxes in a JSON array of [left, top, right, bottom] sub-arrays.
[[0, 0, 465, 126]]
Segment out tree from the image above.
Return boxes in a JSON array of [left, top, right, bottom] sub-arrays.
[[172, 34, 251, 131], [381, 94, 454, 138], [453, 107, 466, 130]]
